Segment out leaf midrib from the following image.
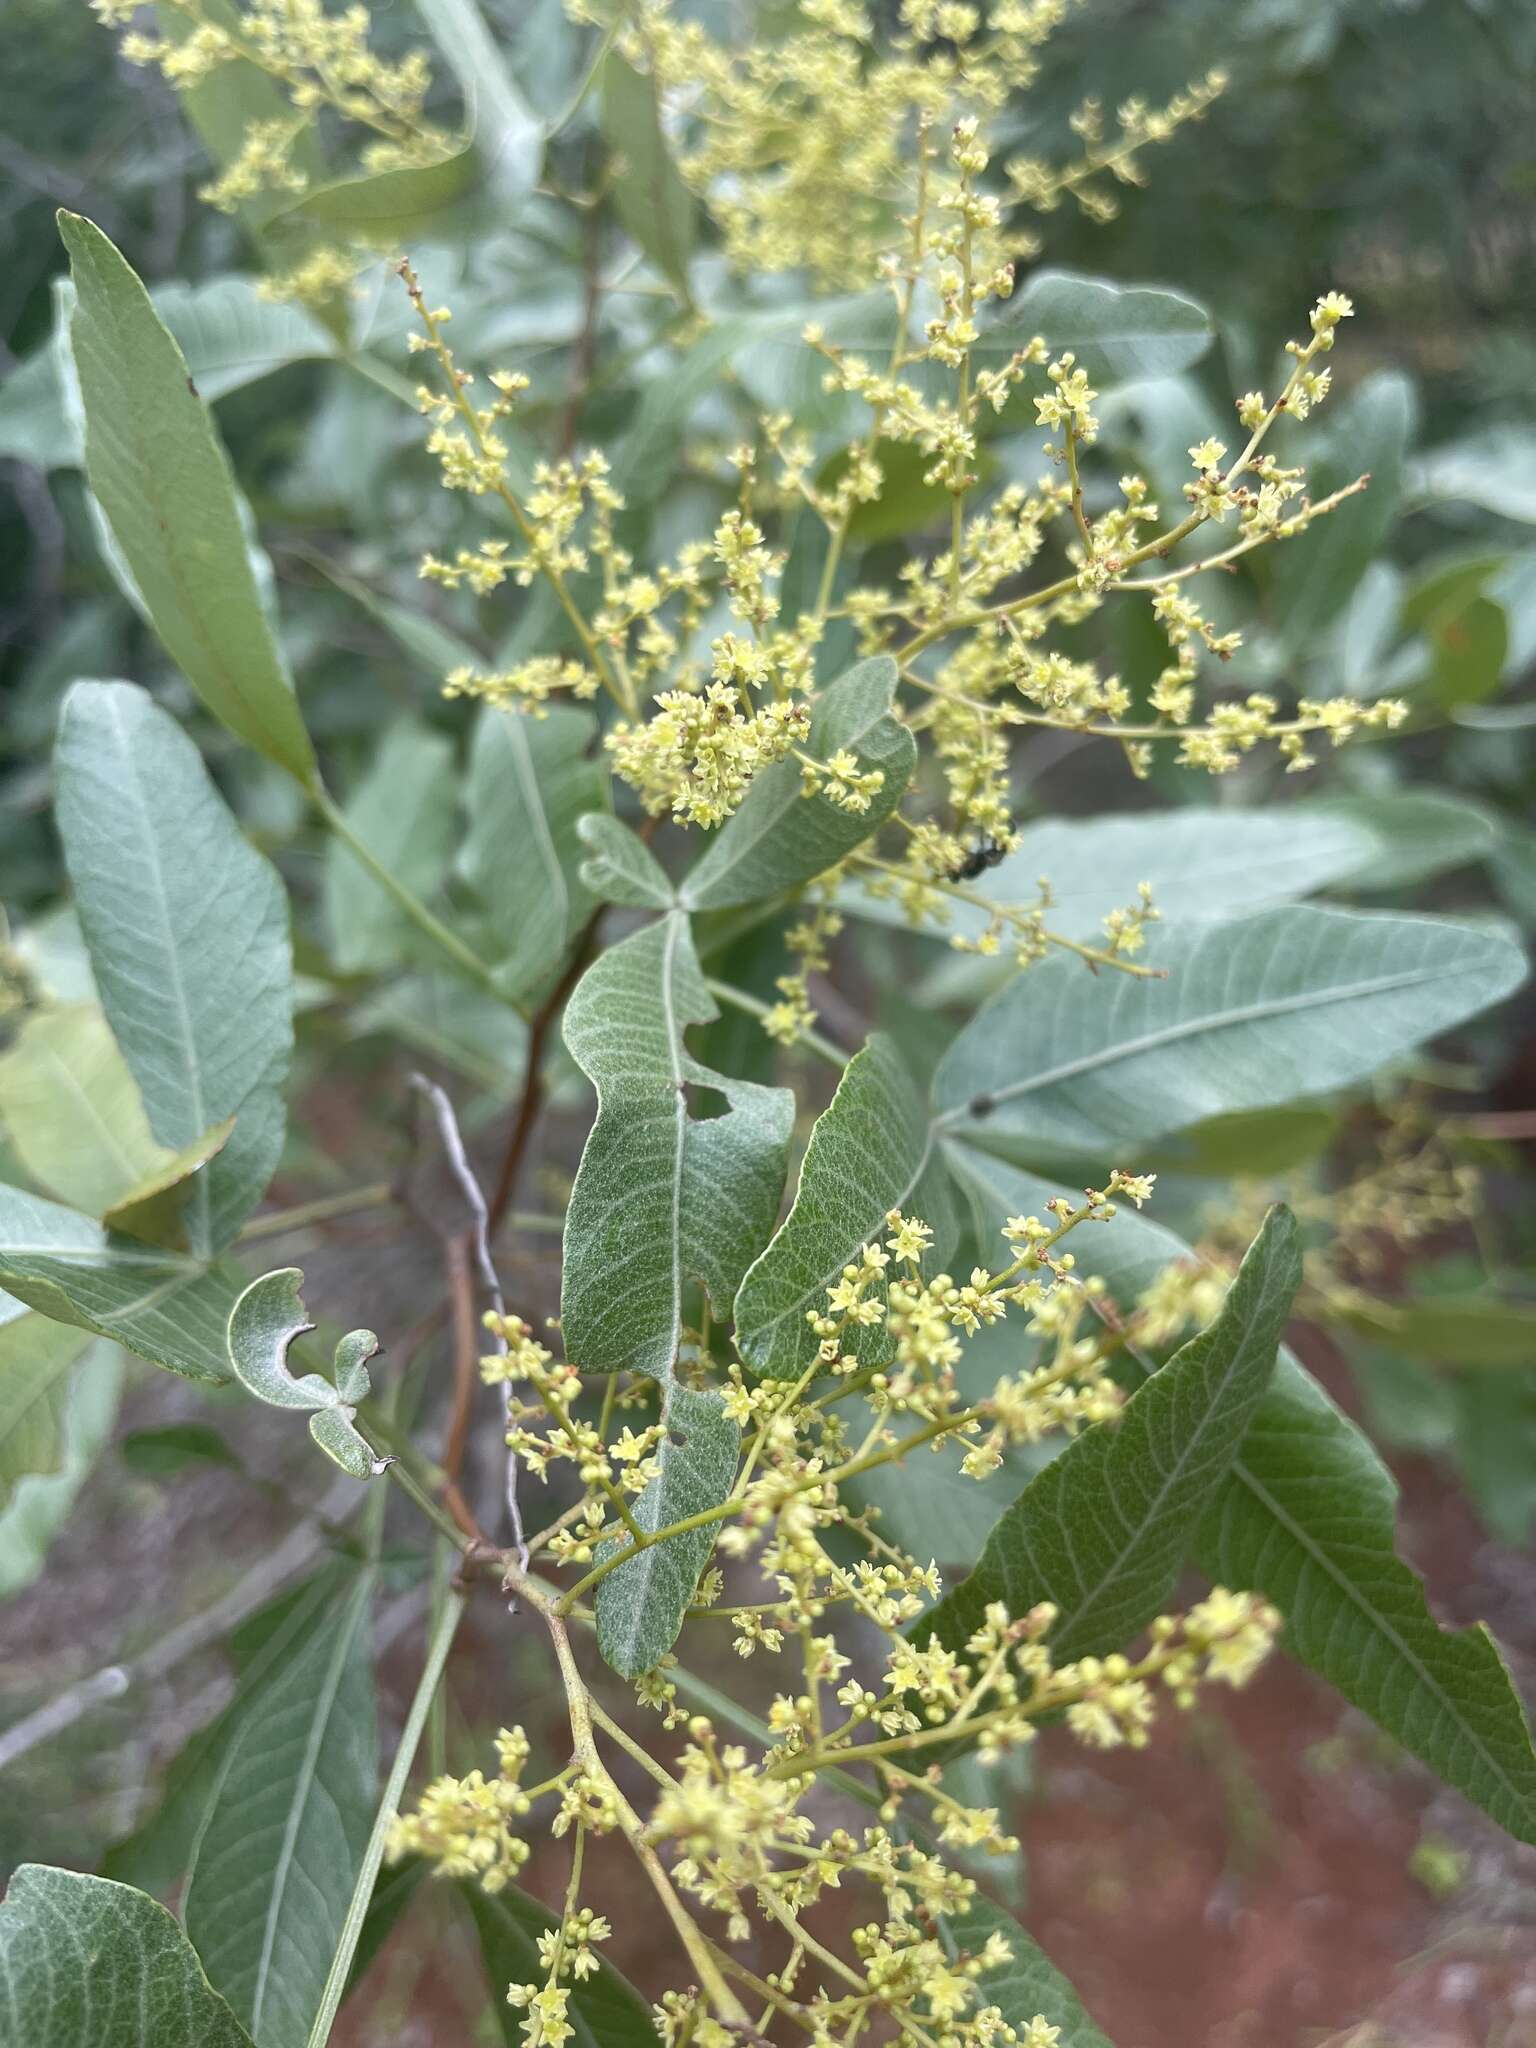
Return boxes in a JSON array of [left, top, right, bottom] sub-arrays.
[[105, 689, 212, 1250], [1222, 1443, 1535, 1830], [934, 957, 1478, 1125], [248, 1570, 373, 2033]]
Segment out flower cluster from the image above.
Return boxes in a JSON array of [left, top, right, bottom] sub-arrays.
[[92, 0, 450, 304]]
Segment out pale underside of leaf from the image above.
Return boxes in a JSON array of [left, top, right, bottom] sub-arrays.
[[561, 913, 793, 1380]]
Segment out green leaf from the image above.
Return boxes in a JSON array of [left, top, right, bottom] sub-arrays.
[[595, 1381, 740, 1678], [1336, 1293, 1536, 1369], [0, 1004, 180, 1218], [415, 0, 543, 207], [461, 1883, 660, 2048], [939, 1892, 1111, 2048], [561, 914, 793, 1379], [948, 1153, 1536, 1848], [1304, 791, 1500, 889], [0, 1307, 92, 1512], [0, 276, 332, 472], [156, 0, 328, 238], [56, 680, 294, 1256], [462, 706, 608, 1001], [275, 143, 482, 239], [0, 1865, 256, 2048], [324, 718, 457, 976], [0, 1184, 241, 1386], [920, 1206, 1300, 1663], [979, 270, 1213, 383], [182, 1568, 378, 2048], [576, 813, 676, 911], [933, 905, 1527, 1162], [119, 1422, 241, 1478], [1271, 371, 1414, 649], [0, 1341, 122, 1599], [225, 1268, 380, 1480], [682, 656, 916, 911], [601, 52, 696, 300], [57, 214, 318, 786], [1199, 1346, 1536, 1845], [734, 1034, 931, 1381], [1455, 1375, 1536, 1547]]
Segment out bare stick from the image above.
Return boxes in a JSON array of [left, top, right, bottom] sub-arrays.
[[409, 1074, 529, 1571]]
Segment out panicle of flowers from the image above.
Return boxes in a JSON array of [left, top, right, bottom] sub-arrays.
[[94, 0, 451, 304], [1006, 70, 1228, 222], [385, 1725, 537, 1891]]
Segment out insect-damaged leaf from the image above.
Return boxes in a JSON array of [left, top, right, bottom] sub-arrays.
[[560, 913, 793, 1381]]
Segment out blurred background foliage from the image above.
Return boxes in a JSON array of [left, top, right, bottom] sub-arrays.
[[2, 1, 1535, 2026]]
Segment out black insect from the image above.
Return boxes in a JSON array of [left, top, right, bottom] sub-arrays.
[[946, 835, 1010, 883]]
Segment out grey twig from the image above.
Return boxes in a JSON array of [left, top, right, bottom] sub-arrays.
[[408, 1074, 529, 1572]]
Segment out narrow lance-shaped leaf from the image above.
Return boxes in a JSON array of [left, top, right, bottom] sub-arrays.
[[734, 1033, 933, 1380], [182, 1567, 378, 2048], [561, 913, 794, 1380], [933, 904, 1528, 1161], [324, 718, 457, 976], [0, 1184, 240, 1386], [947, 1149, 1536, 1847], [595, 1381, 740, 1680], [461, 1881, 661, 2048], [56, 681, 294, 1256], [226, 1268, 380, 1480], [0, 1305, 92, 1512], [462, 706, 609, 1000], [0, 1866, 256, 2048], [602, 52, 696, 300], [57, 214, 317, 786], [681, 656, 917, 911], [919, 1206, 1301, 1662]]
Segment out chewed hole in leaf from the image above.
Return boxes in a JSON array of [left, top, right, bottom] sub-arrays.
[[683, 1081, 732, 1122]]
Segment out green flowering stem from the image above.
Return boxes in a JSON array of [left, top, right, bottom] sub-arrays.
[[852, 852, 1165, 978], [703, 976, 849, 1068], [518, 1578, 752, 2029], [304, 1579, 468, 2048], [314, 789, 515, 1007]]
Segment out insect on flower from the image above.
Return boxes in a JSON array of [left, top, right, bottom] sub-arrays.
[[947, 834, 1011, 882]]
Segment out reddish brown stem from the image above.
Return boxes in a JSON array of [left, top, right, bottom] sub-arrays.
[[487, 919, 598, 1231]]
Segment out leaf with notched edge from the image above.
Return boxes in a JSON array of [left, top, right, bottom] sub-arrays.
[[561, 913, 793, 1381]]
